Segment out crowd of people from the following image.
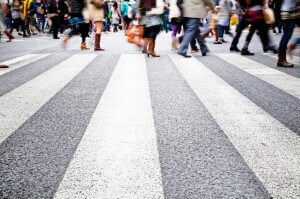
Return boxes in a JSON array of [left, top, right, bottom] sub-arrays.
[[0, 0, 299, 68]]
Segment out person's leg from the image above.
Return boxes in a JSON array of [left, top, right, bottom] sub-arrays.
[[277, 19, 295, 67], [171, 23, 179, 50], [230, 16, 248, 51], [241, 24, 256, 55], [147, 25, 161, 57], [79, 23, 89, 50], [178, 18, 200, 57], [94, 21, 104, 51], [50, 16, 59, 39], [195, 29, 209, 56]]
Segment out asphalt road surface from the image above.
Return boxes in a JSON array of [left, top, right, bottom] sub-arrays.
[[0, 30, 299, 198]]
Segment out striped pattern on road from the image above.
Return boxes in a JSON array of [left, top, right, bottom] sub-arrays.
[[215, 53, 300, 99], [0, 52, 299, 198], [170, 55, 300, 198], [0, 54, 49, 76], [263, 52, 300, 66], [55, 54, 164, 198]]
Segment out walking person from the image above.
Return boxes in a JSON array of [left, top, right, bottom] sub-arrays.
[[136, 0, 164, 57], [169, 0, 181, 50], [87, 0, 105, 51], [177, 0, 214, 58], [62, 0, 89, 50], [121, 0, 132, 34], [277, 0, 299, 67], [0, 2, 15, 42], [111, 2, 121, 32], [47, 0, 60, 39]]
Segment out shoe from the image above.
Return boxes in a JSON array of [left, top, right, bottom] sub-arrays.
[[230, 46, 241, 52], [241, 48, 254, 56], [94, 34, 105, 51], [0, 64, 9, 68], [177, 52, 192, 58], [80, 42, 90, 50], [277, 50, 294, 68], [264, 46, 277, 54], [213, 41, 222, 44], [53, 37, 60, 39], [201, 49, 209, 56], [221, 39, 228, 43], [147, 39, 160, 57]]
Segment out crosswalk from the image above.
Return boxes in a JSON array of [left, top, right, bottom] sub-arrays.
[[0, 52, 299, 198]]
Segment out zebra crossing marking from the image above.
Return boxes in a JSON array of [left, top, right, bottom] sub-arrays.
[[54, 54, 164, 198], [215, 53, 300, 99], [0, 54, 96, 145], [170, 55, 300, 198], [0, 54, 49, 76], [263, 52, 300, 66]]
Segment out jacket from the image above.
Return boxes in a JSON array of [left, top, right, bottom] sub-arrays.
[[87, 0, 104, 22], [136, 0, 164, 27], [182, 0, 213, 18], [169, 0, 181, 19]]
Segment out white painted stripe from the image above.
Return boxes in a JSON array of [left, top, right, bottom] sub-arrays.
[[170, 55, 300, 198], [55, 54, 164, 199], [0, 54, 49, 76], [215, 53, 300, 99], [263, 52, 300, 66], [0, 54, 96, 144]]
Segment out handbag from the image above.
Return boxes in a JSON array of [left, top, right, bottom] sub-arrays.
[[263, 7, 275, 24], [127, 22, 144, 46]]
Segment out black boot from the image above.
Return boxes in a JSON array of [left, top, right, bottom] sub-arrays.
[[241, 48, 254, 55], [230, 45, 241, 52]]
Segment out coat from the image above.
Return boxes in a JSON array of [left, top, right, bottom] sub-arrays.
[[182, 0, 213, 18], [169, 0, 181, 19], [87, 0, 104, 22], [136, 0, 164, 27]]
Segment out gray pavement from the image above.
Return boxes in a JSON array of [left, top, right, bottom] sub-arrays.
[[0, 30, 299, 199]]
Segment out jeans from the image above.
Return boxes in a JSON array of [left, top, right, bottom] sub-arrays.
[[279, 19, 296, 51], [217, 25, 231, 38], [178, 18, 199, 55]]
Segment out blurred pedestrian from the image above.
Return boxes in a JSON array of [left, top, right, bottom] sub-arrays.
[[47, 0, 60, 39], [136, 0, 164, 57], [169, 0, 181, 50], [277, 0, 299, 67], [88, 0, 105, 51], [62, 0, 90, 50], [177, 0, 214, 58]]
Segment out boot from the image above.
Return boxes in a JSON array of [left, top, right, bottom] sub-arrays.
[[142, 38, 149, 53], [241, 47, 254, 56], [277, 50, 294, 68], [0, 64, 9, 68], [147, 39, 160, 57], [80, 42, 90, 50], [4, 30, 14, 42], [94, 34, 105, 51]]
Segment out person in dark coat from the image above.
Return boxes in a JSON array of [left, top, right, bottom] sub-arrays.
[[47, 0, 60, 39]]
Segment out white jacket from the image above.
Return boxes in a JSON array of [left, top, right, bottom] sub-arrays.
[[169, 0, 181, 19]]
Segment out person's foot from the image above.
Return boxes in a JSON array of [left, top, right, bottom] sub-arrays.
[[277, 60, 294, 68], [264, 46, 278, 54], [177, 52, 192, 58], [241, 48, 255, 56], [221, 39, 228, 43], [230, 46, 241, 52], [53, 37, 60, 39], [213, 41, 222, 44], [201, 49, 210, 56], [0, 64, 9, 68]]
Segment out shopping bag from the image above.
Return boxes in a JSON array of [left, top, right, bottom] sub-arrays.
[[230, 14, 239, 26], [127, 24, 144, 46], [263, 7, 275, 24]]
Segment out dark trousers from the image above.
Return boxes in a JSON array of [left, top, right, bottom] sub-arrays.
[[244, 20, 270, 49], [231, 16, 249, 47], [279, 19, 296, 51], [10, 18, 26, 36], [68, 23, 89, 43], [50, 16, 59, 38]]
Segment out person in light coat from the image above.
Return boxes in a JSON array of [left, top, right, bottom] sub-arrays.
[[178, 0, 214, 57], [87, 0, 105, 51], [136, 0, 164, 57]]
